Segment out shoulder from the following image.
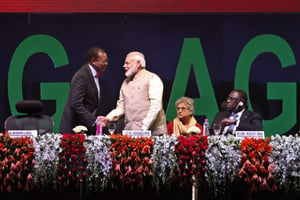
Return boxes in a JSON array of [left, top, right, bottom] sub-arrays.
[[167, 120, 174, 127], [196, 122, 203, 129], [71, 65, 91, 83], [243, 109, 262, 118], [167, 120, 174, 135], [73, 64, 89, 76]]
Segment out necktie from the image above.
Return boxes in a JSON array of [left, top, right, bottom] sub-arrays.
[[97, 72, 102, 77], [227, 113, 238, 134]]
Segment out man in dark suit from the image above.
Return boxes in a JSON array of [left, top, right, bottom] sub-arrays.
[[212, 89, 263, 135], [59, 47, 108, 135]]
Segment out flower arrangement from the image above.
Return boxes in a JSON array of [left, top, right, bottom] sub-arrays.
[[238, 137, 277, 192], [32, 133, 63, 190], [72, 125, 88, 134], [270, 134, 300, 193], [205, 135, 242, 198], [187, 126, 201, 135], [84, 135, 112, 193], [57, 134, 88, 189], [0, 133, 35, 192], [109, 134, 154, 190], [174, 134, 208, 188], [2, 132, 300, 197], [151, 135, 178, 192]]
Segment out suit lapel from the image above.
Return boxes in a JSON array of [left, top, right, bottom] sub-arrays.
[[84, 64, 99, 103]]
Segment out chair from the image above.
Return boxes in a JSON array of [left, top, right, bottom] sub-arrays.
[[4, 100, 54, 135]]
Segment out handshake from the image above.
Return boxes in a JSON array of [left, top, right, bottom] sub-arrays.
[[95, 116, 119, 127]]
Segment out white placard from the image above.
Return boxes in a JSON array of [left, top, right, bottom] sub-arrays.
[[8, 130, 37, 139], [122, 130, 151, 137], [235, 131, 265, 139]]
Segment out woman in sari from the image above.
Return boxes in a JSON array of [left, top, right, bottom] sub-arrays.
[[167, 96, 203, 136]]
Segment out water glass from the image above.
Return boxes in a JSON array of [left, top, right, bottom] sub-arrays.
[[108, 122, 116, 134], [213, 123, 221, 135]]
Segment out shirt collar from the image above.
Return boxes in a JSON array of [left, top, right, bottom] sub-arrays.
[[235, 108, 245, 118], [88, 64, 97, 78]]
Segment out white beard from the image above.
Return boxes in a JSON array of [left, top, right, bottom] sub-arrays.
[[125, 67, 138, 77]]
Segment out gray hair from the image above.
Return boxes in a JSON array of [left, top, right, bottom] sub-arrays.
[[127, 51, 146, 68], [175, 96, 195, 114]]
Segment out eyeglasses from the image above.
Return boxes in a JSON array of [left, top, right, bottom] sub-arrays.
[[176, 107, 189, 111], [226, 96, 240, 102]]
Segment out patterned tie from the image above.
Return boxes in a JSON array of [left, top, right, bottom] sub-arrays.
[[227, 113, 238, 134]]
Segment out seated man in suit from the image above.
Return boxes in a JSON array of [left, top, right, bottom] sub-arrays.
[[212, 89, 263, 135]]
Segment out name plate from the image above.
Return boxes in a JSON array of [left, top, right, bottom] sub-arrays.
[[122, 130, 151, 137], [235, 131, 265, 139], [8, 130, 37, 139]]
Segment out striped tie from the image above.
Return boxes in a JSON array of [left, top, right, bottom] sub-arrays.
[[227, 113, 238, 134]]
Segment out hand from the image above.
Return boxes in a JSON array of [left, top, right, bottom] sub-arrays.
[[96, 116, 109, 127], [220, 118, 236, 128]]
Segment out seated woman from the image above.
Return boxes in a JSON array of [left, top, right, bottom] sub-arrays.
[[167, 96, 203, 136]]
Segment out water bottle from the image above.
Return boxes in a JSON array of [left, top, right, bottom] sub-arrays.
[[203, 118, 210, 136], [96, 118, 103, 136]]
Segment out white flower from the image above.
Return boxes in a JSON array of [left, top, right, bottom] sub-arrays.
[[187, 126, 201, 134], [72, 125, 88, 134], [32, 133, 63, 190], [205, 135, 242, 198], [151, 135, 179, 192], [270, 134, 300, 192], [84, 135, 112, 193]]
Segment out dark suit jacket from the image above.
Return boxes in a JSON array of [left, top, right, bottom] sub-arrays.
[[59, 64, 100, 135], [212, 109, 263, 134]]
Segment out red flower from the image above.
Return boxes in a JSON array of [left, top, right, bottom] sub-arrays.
[[238, 137, 277, 192], [174, 134, 208, 188], [0, 133, 34, 192], [57, 134, 86, 189], [109, 134, 154, 190]]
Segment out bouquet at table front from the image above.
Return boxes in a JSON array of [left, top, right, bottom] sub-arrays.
[[57, 134, 88, 189], [238, 137, 277, 192], [174, 134, 208, 188], [109, 134, 154, 190], [205, 135, 242, 198], [270, 134, 300, 193], [0, 133, 35, 192], [32, 133, 63, 191]]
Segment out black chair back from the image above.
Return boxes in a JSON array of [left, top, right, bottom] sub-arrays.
[[4, 100, 54, 135]]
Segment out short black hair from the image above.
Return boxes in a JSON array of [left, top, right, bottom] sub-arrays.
[[86, 47, 106, 62]]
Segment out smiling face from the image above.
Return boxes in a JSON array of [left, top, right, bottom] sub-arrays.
[[91, 52, 108, 73], [123, 55, 139, 77], [123, 52, 145, 77]]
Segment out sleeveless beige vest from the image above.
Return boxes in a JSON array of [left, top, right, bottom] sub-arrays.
[[120, 69, 167, 135]]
